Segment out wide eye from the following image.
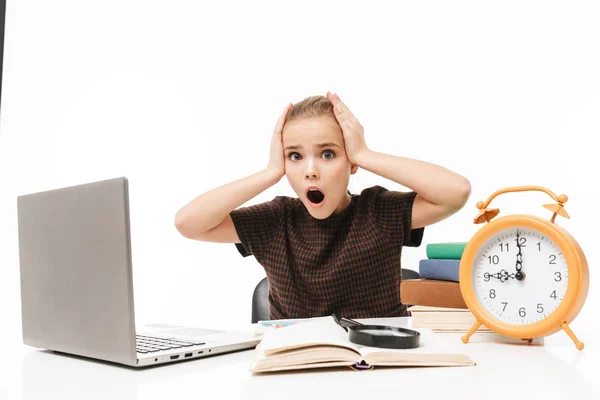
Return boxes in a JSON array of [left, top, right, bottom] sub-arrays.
[[289, 152, 302, 161], [322, 150, 335, 160]]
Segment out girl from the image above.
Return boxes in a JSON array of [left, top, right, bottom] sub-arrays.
[[175, 92, 471, 319]]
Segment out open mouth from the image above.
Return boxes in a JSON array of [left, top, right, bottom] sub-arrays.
[[306, 188, 325, 205]]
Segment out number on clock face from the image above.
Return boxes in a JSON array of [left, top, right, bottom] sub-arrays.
[[472, 227, 569, 325]]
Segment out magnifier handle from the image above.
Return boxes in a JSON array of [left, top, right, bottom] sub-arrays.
[[341, 317, 363, 327], [331, 313, 364, 329], [340, 317, 364, 327]]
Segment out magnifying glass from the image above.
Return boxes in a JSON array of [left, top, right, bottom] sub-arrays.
[[332, 313, 420, 349]]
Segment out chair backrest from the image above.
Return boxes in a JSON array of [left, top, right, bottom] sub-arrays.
[[251, 277, 270, 323], [401, 268, 420, 281], [251, 269, 421, 323]]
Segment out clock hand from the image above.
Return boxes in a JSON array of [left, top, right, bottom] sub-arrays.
[[515, 231, 523, 272], [485, 269, 516, 283], [514, 230, 525, 281]]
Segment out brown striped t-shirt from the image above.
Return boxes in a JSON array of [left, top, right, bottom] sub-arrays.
[[230, 185, 424, 319]]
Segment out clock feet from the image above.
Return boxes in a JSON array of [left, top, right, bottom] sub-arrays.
[[561, 322, 584, 350], [521, 338, 533, 343], [462, 320, 482, 343]]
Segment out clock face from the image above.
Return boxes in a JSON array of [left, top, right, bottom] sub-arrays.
[[472, 227, 569, 325]]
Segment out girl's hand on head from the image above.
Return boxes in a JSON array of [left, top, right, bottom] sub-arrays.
[[327, 92, 368, 165], [266, 103, 293, 179]]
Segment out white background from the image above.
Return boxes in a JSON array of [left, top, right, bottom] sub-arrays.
[[1, 0, 598, 346]]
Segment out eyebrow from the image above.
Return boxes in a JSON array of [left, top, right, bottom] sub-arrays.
[[284, 142, 342, 151]]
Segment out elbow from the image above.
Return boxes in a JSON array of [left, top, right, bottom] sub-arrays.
[[442, 178, 471, 212], [453, 178, 472, 210], [174, 210, 192, 238]]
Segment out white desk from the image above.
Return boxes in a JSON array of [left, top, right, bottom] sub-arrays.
[[1, 317, 597, 400]]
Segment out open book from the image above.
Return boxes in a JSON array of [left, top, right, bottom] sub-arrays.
[[251, 316, 475, 373]]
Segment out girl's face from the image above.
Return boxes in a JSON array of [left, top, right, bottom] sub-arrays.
[[282, 115, 357, 219]]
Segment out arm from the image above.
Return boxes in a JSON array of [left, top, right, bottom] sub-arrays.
[[354, 150, 471, 229], [174, 168, 282, 241], [326, 92, 471, 229], [175, 103, 293, 242]]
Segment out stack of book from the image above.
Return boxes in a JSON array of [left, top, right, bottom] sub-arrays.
[[401, 242, 491, 333], [410, 306, 491, 333]]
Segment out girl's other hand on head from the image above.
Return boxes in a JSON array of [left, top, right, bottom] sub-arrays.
[[266, 103, 292, 179], [326, 92, 367, 165]]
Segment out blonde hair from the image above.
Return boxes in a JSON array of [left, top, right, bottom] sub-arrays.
[[286, 95, 336, 124]]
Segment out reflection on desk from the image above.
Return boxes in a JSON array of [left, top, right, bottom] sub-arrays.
[[7, 317, 600, 400]]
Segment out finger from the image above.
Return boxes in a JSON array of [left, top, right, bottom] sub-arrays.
[[333, 101, 352, 121], [329, 93, 359, 127], [327, 91, 339, 106], [334, 98, 359, 124], [274, 103, 292, 133], [281, 102, 292, 118], [335, 110, 361, 136], [332, 94, 347, 113], [333, 105, 351, 128]]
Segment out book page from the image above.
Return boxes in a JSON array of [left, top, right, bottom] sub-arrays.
[[359, 329, 475, 367], [257, 316, 361, 356], [250, 317, 363, 373], [251, 345, 359, 373]]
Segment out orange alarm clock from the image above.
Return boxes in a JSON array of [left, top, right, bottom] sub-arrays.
[[459, 186, 589, 350]]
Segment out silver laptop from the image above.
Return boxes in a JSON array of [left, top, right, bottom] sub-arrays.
[[17, 177, 260, 367]]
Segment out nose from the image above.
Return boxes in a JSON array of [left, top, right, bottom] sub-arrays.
[[304, 159, 320, 179]]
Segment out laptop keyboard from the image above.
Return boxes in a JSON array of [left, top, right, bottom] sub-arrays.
[[136, 334, 206, 354]]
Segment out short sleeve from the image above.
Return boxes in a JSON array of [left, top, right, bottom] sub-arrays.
[[368, 186, 424, 248], [229, 196, 286, 259]]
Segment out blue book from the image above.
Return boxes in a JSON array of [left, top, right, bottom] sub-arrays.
[[418, 259, 460, 282]]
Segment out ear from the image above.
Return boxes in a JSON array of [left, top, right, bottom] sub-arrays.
[[350, 164, 359, 175]]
